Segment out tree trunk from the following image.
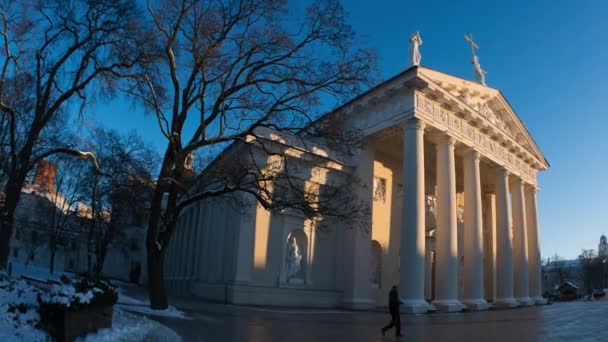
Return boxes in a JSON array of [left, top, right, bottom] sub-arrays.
[[49, 237, 57, 274], [49, 247, 56, 274], [146, 186, 170, 309], [0, 133, 39, 269], [94, 238, 110, 279], [0, 177, 26, 269], [147, 247, 168, 310]]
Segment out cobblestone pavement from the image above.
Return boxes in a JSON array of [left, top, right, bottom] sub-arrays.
[[144, 296, 607, 342]]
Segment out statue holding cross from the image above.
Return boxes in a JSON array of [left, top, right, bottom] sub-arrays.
[[409, 32, 423, 67], [464, 33, 487, 85]]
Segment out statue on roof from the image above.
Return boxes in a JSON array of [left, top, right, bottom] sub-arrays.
[[473, 55, 487, 85], [409, 32, 422, 67], [464, 33, 487, 85]]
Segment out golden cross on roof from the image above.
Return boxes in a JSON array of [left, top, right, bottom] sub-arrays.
[[464, 33, 479, 59]]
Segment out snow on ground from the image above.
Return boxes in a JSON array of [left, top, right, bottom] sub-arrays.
[[117, 291, 189, 319], [76, 308, 182, 342], [0, 274, 47, 341], [0, 270, 183, 341], [9, 261, 71, 282], [118, 303, 190, 319]]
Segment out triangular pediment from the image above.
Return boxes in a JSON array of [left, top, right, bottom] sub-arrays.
[[416, 67, 548, 168]]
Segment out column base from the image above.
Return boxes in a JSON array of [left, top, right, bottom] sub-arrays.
[[532, 297, 548, 305], [461, 298, 491, 311], [516, 297, 534, 306], [342, 298, 375, 310], [400, 299, 433, 314], [494, 297, 519, 308], [431, 299, 465, 312]]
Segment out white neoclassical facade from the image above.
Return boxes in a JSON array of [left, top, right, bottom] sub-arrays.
[[163, 65, 549, 312]]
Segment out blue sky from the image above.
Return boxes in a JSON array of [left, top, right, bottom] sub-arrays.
[[92, 0, 608, 260]]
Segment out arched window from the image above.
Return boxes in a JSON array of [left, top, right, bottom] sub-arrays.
[[285, 230, 308, 284], [371, 240, 382, 288]]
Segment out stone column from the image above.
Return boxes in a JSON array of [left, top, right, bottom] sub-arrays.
[[193, 202, 204, 280], [494, 167, 518, 307], [482, 191, 497, 302], [233, 195, 256, 283], [431, 134, 464, 312], [400, 119, 431, 313], [462, 149, 489, 310], [343, 142, 374, 309], [526, 186, 544, 304], [512, 177, 533, 305]]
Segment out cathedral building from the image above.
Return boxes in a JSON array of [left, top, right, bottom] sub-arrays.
[[164, 37, 548, 312]]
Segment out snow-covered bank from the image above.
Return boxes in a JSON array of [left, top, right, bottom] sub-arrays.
[[117, 291, 189, 319], [0, 271, 182, 341], [76, 308, 182, 341], [0, 275, 46, 341]]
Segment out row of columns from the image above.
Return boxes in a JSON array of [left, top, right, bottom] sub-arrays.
[[166, 204, 201, 281], [398, 118, 543, 313]]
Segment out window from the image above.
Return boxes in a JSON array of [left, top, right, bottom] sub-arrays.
[[373, 177, 386, 203]]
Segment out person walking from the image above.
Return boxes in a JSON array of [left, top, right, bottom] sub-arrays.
[[381, 285, 403, 337]]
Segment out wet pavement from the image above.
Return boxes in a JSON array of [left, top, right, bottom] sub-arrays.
[[145, 297, 608, 342]]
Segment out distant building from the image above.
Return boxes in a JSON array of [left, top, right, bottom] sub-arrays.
[[542, 259, 583, 294], [542, 236, 608, 296], [599, 235, 608, 257], [8, 161, 148, 283]]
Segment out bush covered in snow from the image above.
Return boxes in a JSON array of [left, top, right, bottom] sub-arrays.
[[0, 270, 47, 340], [37, 274, 119, 339], [39, 275, 118, 310]]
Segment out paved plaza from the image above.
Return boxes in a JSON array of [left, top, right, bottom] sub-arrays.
[[143, 297, 608, 342]]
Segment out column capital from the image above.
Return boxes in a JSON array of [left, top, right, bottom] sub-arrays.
[[525, 183, 540, 194], [404, 118, 426, 130], [464, 147, 481, 161], [496, 166, 509, 178], [436, 132, 456, 147], [512, 176, 524, 187]]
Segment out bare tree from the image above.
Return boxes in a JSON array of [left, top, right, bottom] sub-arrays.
[[127, 0, 375, 308], [579, 249, 596, 296], [549, 253, 570, 285], [0, 0, 154, 268], [78, 128, 157, 279], [40, 158, 86, 274], [13, 212, 42, 266]]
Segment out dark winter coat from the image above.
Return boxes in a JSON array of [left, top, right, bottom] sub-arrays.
[[388, 288, 400, 312]]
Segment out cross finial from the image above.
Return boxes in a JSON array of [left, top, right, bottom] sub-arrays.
[[464, 33, 487, 85], [464, 33, 479, 59]]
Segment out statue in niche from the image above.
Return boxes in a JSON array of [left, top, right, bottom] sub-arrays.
[[457, 205, 465, 224], [409, 32, 423, 67], [425, 194, 436, 230], [286, 235, 303, 283]]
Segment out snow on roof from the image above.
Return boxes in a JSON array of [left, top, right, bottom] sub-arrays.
[[558, 281, 579, 290]]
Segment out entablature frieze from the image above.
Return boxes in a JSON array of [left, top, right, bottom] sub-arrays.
[[414, 93, 538, 185]]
